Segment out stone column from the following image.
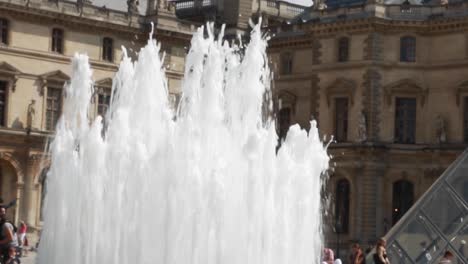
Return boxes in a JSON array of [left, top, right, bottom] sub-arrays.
[[23, 154, 40, 229], [360, 159, 385, 245]]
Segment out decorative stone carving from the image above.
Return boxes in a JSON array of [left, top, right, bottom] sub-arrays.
[[435, 114, 447, 144], [325, 78, 357, 107], [0, 62, 21, 92], [127, 0, 139, 15], [158, 0, 167, 9], [383, 79, 428, 107], [357, 111, 367, 143], [26, 99, 36, 133], [38, 70, 70, 96]]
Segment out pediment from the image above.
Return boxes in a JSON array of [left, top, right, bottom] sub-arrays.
[[384, 79, 427, 106], [455, 80, 468, 106], [40, 70, 70, 82], [95, 78, 113, 88], [326, 78, 356, 106], [0, 62, 21, 75]]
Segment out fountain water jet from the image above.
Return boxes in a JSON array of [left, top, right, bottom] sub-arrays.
[[37, 22, 330, 264]]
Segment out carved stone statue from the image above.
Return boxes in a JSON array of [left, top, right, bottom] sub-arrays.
[[158, 0, 167, 9], [127, 0, 139, 15], [26, 99, 36, 133], [435, 114, 447, 143], [357, 111, 367, 143], [313, 0, 327, 10]]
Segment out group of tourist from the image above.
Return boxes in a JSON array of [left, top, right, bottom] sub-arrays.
[[322, 238, 457, 264], [0, 199, 28, 264]]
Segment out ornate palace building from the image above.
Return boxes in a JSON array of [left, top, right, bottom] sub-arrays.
[[0, 0, 308, 238], [269, 0, 468, 258]]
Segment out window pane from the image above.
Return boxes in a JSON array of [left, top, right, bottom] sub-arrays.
[[395, 214, 446, 263], [0, 19, 8, 45], [335, 98, 348, 142], [422, 186, 467, 237], [46, 87, 62, 130], [401, 36, 416, 62], [387, 243, 413, 264], [395, 98, 416, 144], [393, 180, 414, 225], [338, 37, 349, 62], [335, 179, 350, 233], [0, 81, 6, 126], [278, 108, 291, 140], [52, 28, 63, 53], [447, 159, 468, 205]]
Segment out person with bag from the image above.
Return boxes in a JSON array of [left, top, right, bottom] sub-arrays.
[[0, 207, 18, 263]]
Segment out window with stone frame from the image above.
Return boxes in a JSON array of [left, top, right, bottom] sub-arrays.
[[102, 37, 114, 62], [335, 178, 350, 233], [0, 18, 8, 45], [464, 97, 468, 143], [335, 97, 349, 142], [392, 180, 414, 225], [46, 86, 62, 131], [400, 36, 416, 62], [278, 107, 291, 140], [0, 80, 6, 126], [338, 37, 349, 62], [39, 169, 47, 221], [51, 28, 64, 54], [97, 89, 111, 117], [280, 52, 293, 75], [394, 97, 416, 144]]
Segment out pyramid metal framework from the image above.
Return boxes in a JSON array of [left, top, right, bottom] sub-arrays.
[[380, 150, 468, 264]]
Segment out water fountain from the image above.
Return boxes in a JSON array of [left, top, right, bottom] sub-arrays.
[[37, 22, 330, 264]]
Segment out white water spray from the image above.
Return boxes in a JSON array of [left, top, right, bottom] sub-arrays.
[[37, 22, 329, 264]]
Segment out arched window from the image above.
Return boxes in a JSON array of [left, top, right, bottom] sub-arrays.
[[338, 37, 349, 62], [392, 180, 414, 225], [335, 179, 350, 233], [278, 107, 291, 140], [400, 36, 416, 62]]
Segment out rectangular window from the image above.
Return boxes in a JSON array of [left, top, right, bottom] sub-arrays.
[[52, 28, 64, 54], [335, 98, 348, 142], [394, 97, 416, 144], [281, 53, 293, 75], [102, 37, 114, 62], [97, 90, 111, 117], [0, 19, 8, 45], [0, 81, 6, 126], [46, 87, 62, 131], [464, 97, 468, 143]]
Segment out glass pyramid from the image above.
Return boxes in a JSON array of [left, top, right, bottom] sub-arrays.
[[372, 150, 468, 264]]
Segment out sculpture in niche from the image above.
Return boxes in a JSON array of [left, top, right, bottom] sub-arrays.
[[26, 99, 36, 134], [357, 111, 367, 143], [435, 114, 447, 144]]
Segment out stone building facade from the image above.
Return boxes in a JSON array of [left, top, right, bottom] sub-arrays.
[[269, 0, 468, 258], [0, 0, 193, 232], [0, 0, 308, 236]]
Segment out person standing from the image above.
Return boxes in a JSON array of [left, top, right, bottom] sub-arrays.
[[18, 220, 27, 256], [0, 207, 18, 262], [349, 244, 365, 264], [373, 238, 390, 264]]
